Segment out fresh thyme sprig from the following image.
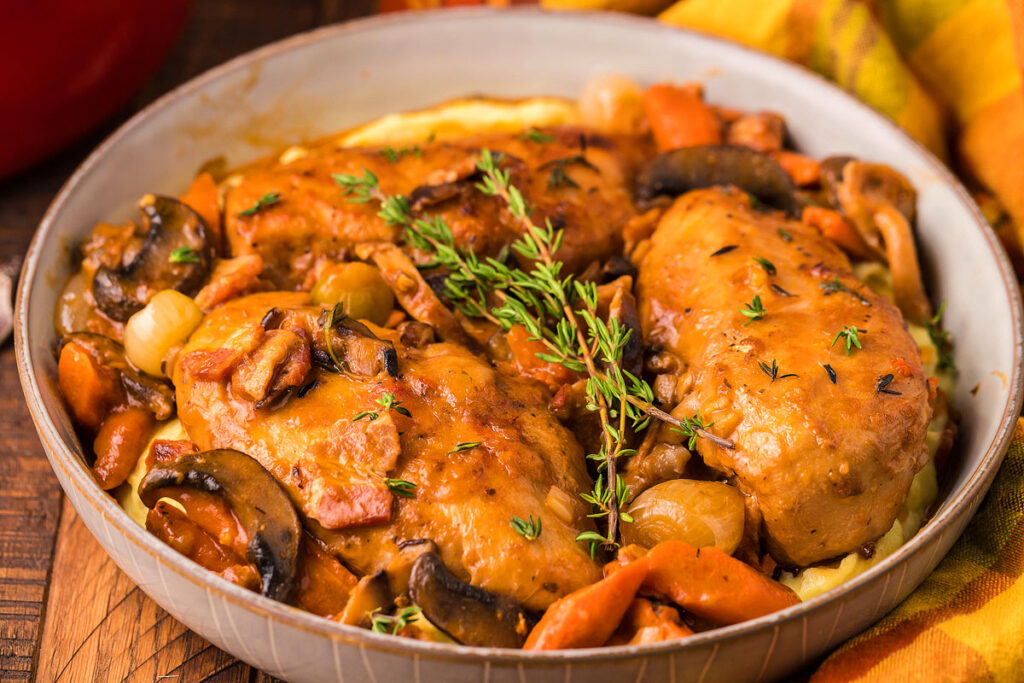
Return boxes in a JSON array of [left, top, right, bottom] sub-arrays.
[[370, 606, 421, 635], [238, 191, 282, 216], [758, 358, 798, 382], [385, 478, 417, 498], [831, 326, 863, 355], [169, 246, 200, 264], [352, 391, 412, 421], [819, 276, 871, 306], [511, 515, 542, 540], [923, 302, 955, 371], [740, 295, 766, 324], [333, 149, 736, 554], [672, 412, 718, 450], [521, 129, 555, 144], [752, 256, 777, 276]]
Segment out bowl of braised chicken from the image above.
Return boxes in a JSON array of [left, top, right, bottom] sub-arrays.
[[15, 8, 1023, 683]]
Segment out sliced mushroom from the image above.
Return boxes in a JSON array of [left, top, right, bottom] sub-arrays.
[[409, 552, 531, 648], [823, 160, 930, 320], [339, 570, 392, 627], [60, 332, 175, 419], [825, 159, 917, 254], [636, 145, 798, 216], [139, 449, 302, 601], [261, 305, 399, 378], [93, 194, 213, 322], [314, 305, 398, 377]]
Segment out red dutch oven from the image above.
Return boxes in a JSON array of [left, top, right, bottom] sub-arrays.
[[0, 0, 192, 179]]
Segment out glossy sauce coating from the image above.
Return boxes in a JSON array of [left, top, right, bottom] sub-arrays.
[[636, 189, 931, 566], [224, 129, 647, 287], [174, 292, 601, 610]]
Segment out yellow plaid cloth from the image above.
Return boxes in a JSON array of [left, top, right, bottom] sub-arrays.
[[811, 418, 1024, 680], [383, 0, 1024, 677]]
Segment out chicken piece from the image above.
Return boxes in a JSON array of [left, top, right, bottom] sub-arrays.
[[174, 292, 601, 610], [635, 188, 931, 567], [223, 128, 646, 288]]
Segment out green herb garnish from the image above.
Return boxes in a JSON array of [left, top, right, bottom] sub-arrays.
[[740, 295, 766, 324], [169, 246, 200, 264], [758, 358, 798, 382], [923, 302, 955, 371], [511, 515, 542, 540], [385, 478, 417, 499], [238, 191, 281, 216], [370, 606, 421, 635], [753, 256, 777, 276], [449, 441, 482, 454], [831, 326, 863, 355], [521, 129, 555, 144]]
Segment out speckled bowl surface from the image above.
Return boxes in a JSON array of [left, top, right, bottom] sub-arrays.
[[15, 8, 1024, 683]]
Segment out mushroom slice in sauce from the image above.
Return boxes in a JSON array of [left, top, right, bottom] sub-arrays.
[[139, 449, 302, 602], [636, 144, 798, 216], [93, 194, 214, 322], [409, 551, 531, 648], [314, 305, 399, 377]]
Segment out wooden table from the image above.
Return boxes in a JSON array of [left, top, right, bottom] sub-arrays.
[[0, 2, 373, 680]]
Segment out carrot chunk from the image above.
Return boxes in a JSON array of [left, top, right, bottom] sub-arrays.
[[771, 150, 821, 186], [643, 83, 723, 152], [57, 341, 121, 431], [180, 172, 222, 254], [641, 540, 799, 625], [802, 206, 877, 260], [92, 407, 153, 489], [524, 555, 650, 650]]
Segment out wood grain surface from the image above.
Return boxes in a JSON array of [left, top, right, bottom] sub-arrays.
[[0, 1, 374, 681]]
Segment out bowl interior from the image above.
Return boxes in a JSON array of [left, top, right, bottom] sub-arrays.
[[15, 6, 1023, 664]]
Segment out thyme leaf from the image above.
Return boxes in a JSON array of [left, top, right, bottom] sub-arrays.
[[510, 515, 542, 540], [238, 191, 282, 217]]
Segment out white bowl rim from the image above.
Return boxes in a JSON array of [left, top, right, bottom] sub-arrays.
[[15, 5, 1024, 664]]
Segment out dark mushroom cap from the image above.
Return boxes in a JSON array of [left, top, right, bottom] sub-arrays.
[[636, 144, 798, 217], [409, 551, 532, 648], [139, 449, 302, 602], [93, 194, 214, 322]]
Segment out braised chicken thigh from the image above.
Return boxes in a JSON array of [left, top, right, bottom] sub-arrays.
[[225, 129, 646, 287], [174, 292, 601, 610], [635, 188, 932, 566]]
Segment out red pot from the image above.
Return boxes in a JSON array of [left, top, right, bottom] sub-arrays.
[[0, 0, 192, 179]]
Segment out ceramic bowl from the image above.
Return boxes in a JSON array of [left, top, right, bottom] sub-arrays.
[[15, 8, 1024, 682]]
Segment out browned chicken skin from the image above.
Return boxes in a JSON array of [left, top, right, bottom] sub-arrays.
[[174, 292, 601, 610], [225, 128, 646, 288], [635, 188, 931, 567]]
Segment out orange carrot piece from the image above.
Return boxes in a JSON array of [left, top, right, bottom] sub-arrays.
[[181, 172, 222, 254], [802, 206, 877, 260], [92, 407, 153, 489], [641, 541, 799, 625], [293, 537, 359, 618], [147, 501, 260, 591], [524, 555, 650, 650], [618, 598, 693, 643], [771, 150, 821, 186], [643, 83, 723, 152], [57, 341, 121, 431]]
